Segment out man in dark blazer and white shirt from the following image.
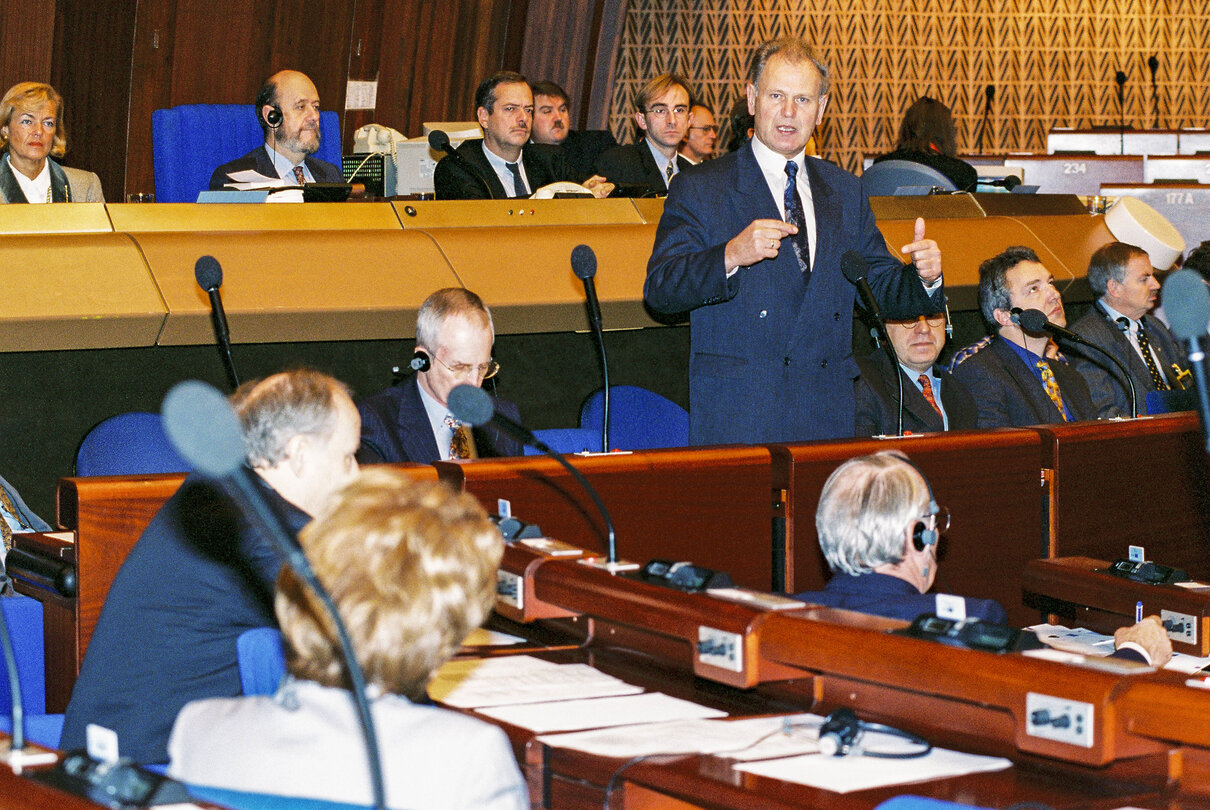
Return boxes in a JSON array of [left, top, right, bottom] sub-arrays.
[[1065, 241, 1186, 417], [209, 70, 343, 190], [951, 246, 1096, 428], [644, 37, 944, 445], [358, 288, 523, 464], [854, 304, 977, 436], [594, 73, 696, 195]]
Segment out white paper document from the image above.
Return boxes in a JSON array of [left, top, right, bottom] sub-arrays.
[[734, 745, 1011, 793], [429, 656, 642, 708], [476, 692, 727, 733], [536, 714, 821, 760], [460, 628, 527, 647]]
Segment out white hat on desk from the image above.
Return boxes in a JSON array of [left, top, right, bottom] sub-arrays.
[[1104, 195, 1186, 270]]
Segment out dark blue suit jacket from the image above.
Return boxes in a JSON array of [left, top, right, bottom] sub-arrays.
[[357, 376, 524, 464], [61, 474, 308, 764], [645, 142, 942, 445], [208, 146, 343, 190], [1065, 306, 1185, 417], [794, 571, 1008, 624], [950, 336, 1096, 428], [853, 351, 978, 436]]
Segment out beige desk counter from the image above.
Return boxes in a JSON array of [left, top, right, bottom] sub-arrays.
[[392, 197, 646, 228], [0, 203, 112, 235], [108, 201, 403, 232]]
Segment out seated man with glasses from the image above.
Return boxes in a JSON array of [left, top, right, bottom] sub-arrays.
[[357, 288, 523, 464], [593, 73, 696, 194], [679, 103, 718, 164], [853, 300, 977, 436]]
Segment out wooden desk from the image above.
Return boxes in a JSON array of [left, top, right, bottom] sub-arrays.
[[771, 431, 1045, 627], [437, 447, 778, 591], [1046, 129, 1180, 156], [1023, 556, 1210, 655], [1035, 413, 1210, 579], [1005, 155, 1144, 195]]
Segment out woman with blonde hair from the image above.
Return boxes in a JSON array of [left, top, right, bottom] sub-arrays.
[[0, 82, 102, 203]]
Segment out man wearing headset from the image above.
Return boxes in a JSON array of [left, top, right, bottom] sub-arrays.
[[793, 452, 1172, 665], [357, 287, 523, 464], [208, 70, 343, 190]]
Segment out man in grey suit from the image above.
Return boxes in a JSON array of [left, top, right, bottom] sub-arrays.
[[208, 70, 343, 190], [1066, 241, 1187, 417], [951, 246, 1095, 428]]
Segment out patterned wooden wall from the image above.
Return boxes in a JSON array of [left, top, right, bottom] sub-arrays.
[[608, 0, 1210, 172]]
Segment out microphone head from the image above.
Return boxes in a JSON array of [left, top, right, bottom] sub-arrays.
[[571, 244, 598, 280], [985, 84, 995, 100], [447, 384, 494, 428], [1017, 308, 1050, 334], [839, 249, 868, 285], [1115, 70, 1128, 86], [1000, 174, 1021, 191], [1163, 269, 1210, 341], [194, 255, 223, 292], [161, 380, 246, 478], [1148, 55, 1159, 74], [427, 129, 451, 153]]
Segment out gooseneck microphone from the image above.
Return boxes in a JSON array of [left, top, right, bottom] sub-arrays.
[[1016, 308, 1138, 418], [1148, 55, 1160, 128], [427, 130, 495, 199], [194, 256, 240, 391], [977, 84, 995, 153], [1163, 270, 1210, 452], [0, 594, 27, 763], [842, 250, 904, 436], [572, 245, 610, 453], [448, 384, 625, 567], [160, 381, 386, 810], [1115, 70, 1128, 154]]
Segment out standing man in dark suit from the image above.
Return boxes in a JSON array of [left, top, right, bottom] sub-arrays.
[[854, 303, 977, 436], [208, 70, 344, 189], [358, 288, 523, 464], [594, 74, 696, 194], [530, 80, 618, 182], [950, 246, 1096, 427], [644, 37, 943, 445], [1066, 241, 1186, 417]]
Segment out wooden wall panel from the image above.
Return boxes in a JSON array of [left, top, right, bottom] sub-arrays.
[[0, 2, 57, 90]]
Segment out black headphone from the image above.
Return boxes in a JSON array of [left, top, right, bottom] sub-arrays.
[[409, 350, 431, 373], [902, 456, 941, 552], [264, 106, 283, 129], [816, 707, 932, 758]]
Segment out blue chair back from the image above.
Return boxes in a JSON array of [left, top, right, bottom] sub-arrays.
[[151, 104, 343, 203], [860, 160, 956, 196], [76, 412, 191, 477], [524, 427, 603, 456], [187, 784, 373, 809], [237, 627, 286, 696], [874, 797, 994, 810], [579, 386, 689, 451], [0, 597, 45, 715]]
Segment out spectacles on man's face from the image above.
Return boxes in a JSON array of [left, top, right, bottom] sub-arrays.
[[921, 505, 952, 535], [689, 124, 719, 133], [645, 105, 689, 119], [887, 314, 946, 329], [434, 355, 500, 380]]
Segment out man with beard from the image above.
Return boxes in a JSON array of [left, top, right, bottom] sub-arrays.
[[209, 70, 343, 189]]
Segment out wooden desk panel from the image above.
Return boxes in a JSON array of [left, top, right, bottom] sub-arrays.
[[437, 447, 777, 591], [1006, 155, 1144, 195], [772, 431, 1045, 627], [1047, 129, 1180, 156], [392, 198, 646, 227], [0, 203, 112, 235], [107, 201, 404, 231], [1036, 413, 1210, 578]]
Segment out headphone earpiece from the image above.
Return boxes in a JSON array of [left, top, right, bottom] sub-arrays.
[[409, 350, 431, 373], [265, 106, 283, 128]]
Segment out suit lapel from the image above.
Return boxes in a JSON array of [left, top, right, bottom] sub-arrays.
[[0, 159, 27, 203], [993, 338, 1059, 422], [637, 139, 665, 189], [400, 378, 442, 463]]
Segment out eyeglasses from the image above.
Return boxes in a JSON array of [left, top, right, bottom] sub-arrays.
[[434, 355, 500, 380], [689, 125, 719, 133], [921, 505, 952, 535], [645, 105, 689, 119], [887, 314, 946, 329]]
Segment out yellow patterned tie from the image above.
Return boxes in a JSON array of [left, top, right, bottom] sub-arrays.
[[1035, 360, 1069, 421], [0, 488, 24, 550], [445, 416, 477, 460]]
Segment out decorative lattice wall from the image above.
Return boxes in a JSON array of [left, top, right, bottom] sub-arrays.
[[609, 0, 1210, 172]]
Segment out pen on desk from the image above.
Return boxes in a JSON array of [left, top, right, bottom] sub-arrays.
[[1136, 600, 1143, 623]]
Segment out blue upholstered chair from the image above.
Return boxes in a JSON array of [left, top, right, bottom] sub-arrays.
[[236, 627, 287, 697], [860, 160, 956, 197], [874, 796, 994, 810], [151, 105, 343, 203], [75, 412, 191, 477], [0, 596, 64, 748], [524, 427, 603, 456], [579, 386, 689, 451], [186, 785, 373, 809]]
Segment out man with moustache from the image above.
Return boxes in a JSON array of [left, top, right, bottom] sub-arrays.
[[529, 80, 617, 182], [1065, 241, 1186, 417], [950, 246, 1096, 427], [209, 70, 343, 188], [594, 73, 696, 194], [644, 37, 944, 445], [680, 103, 718, 164]]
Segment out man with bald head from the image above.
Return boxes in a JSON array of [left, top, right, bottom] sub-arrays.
[[209, 69, 344, 189], [644, 37, 945, 445]]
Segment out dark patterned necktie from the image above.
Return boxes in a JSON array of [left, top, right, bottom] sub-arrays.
[[292, 166, 306, 185], [506, 162, 527, 197], [918, 374, 943, 418], [1126, 317, 1169, 390], [665, 160, 675, 187], [784, 161, 811, 276]]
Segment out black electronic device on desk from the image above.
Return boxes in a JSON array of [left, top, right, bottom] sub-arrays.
[[1103, 559, 1188, 585], [638, 559, 733, 593], [32, 751, 190, 808], [895, 613, 1043, 653], [302, 182, 353, 202]]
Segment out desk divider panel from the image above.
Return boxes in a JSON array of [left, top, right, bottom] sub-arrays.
[[436, 447, 776, 591], [392, 198, 646, 228], [1035, 412, 1210, 579], [133, 230, 459, 345], [0, 202, 113, 235], [107, 202, 404, 232], [772, 430, 1045, 627]]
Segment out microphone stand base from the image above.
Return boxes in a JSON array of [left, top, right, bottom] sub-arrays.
[[0, 740, 58, 773], [578, 557, 640, 574]]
